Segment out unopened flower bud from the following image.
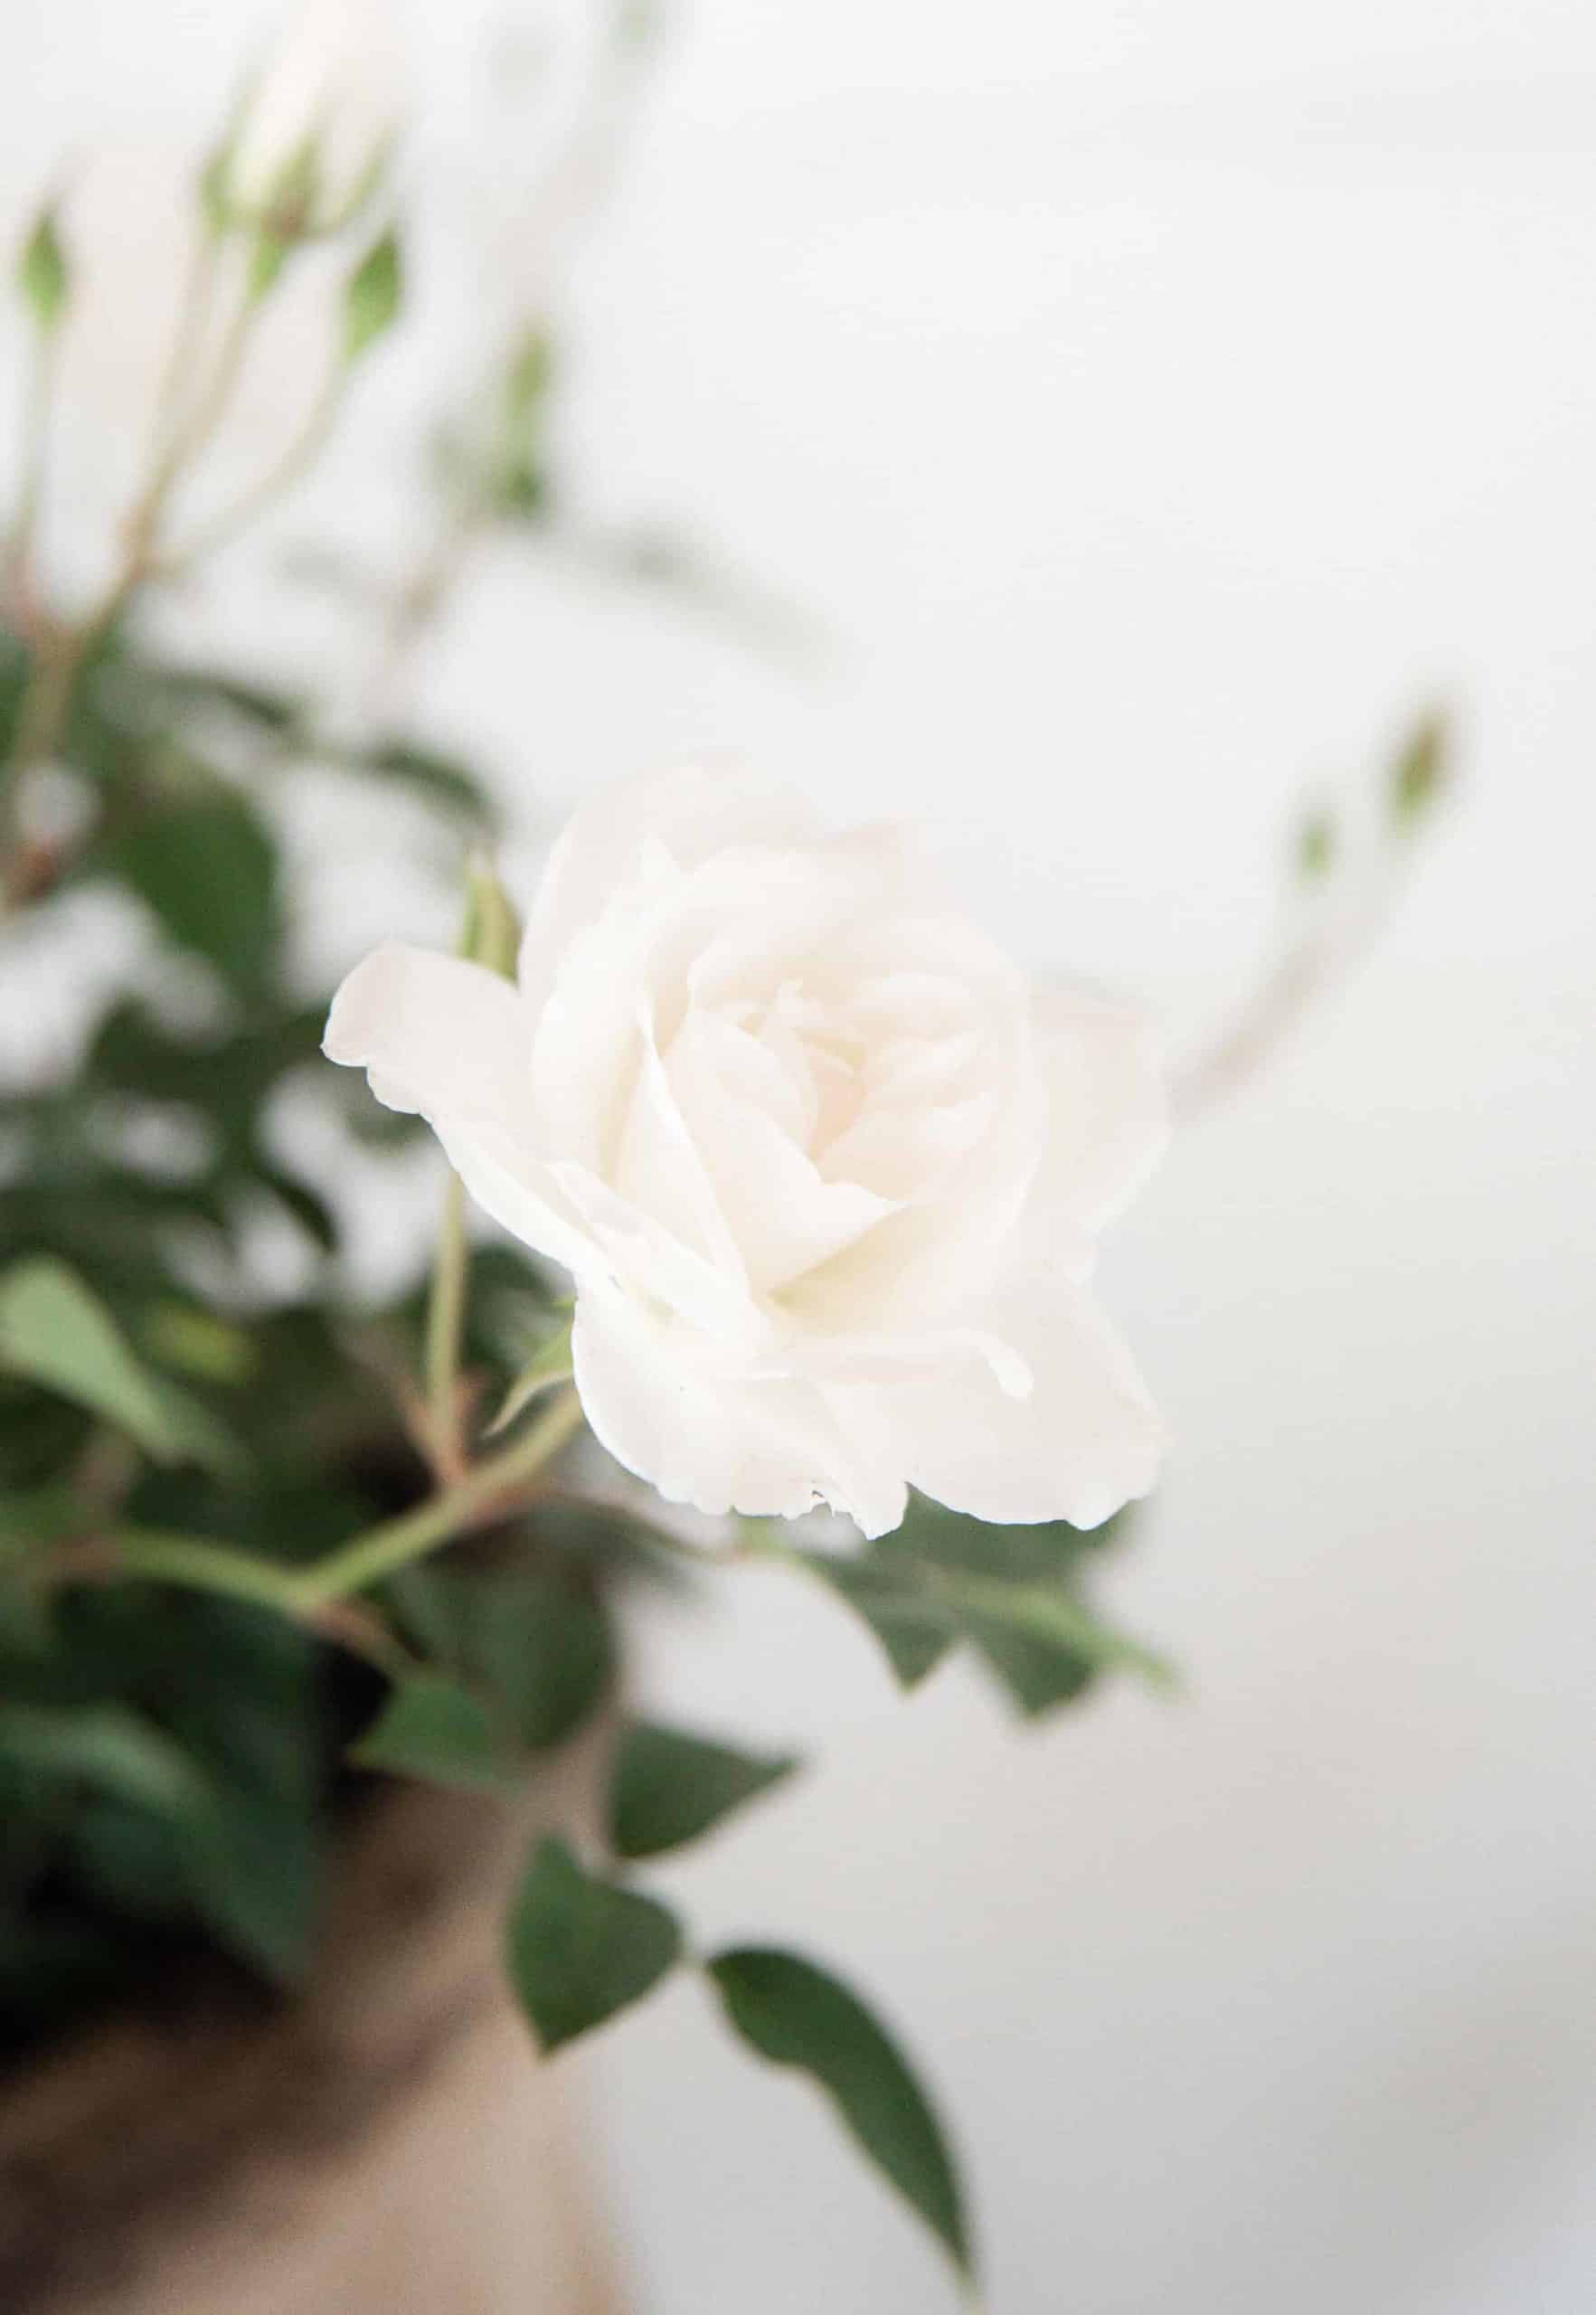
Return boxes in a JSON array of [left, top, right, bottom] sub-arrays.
[[214, 0, 401, 241]]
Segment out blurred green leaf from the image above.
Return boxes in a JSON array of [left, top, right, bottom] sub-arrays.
[[354, 739, 495, 827], [609, 1718, 796, 1860], [145, 666, 301, 734], [0, 1702, 215, 1824], [800, 1550, 957, 1688], [156, 1597, 323, 1983], [707, 1945, 972, 2277], [107, 793, 280, 996], [505, 1836, 682, 2052], [776, 1495, 1163, 1718], [350, 1674, 517, 1793], [388, 1565, 613, 1753], [486, 1315, 573, 1437], [0, 1257, 241, 1474]]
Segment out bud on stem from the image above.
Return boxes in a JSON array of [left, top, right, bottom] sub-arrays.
[[15, 204, 69, 333]]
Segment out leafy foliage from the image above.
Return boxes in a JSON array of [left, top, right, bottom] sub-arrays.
[[0, 610, 540, 2050], [775, 1492, 1168, 1719]]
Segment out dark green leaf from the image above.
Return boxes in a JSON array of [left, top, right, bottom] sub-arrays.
[[350, 1675, 517, 1793], [0, 1257, 241, 1473], [878, 1493, 1109, 1583], [107, 793, 280, 995], [608, 1719, 796, 1861], [707, 1946, 972, 2276], [390, 1567, 613, 1753], [355, 740, 494, 827], [0, 1702, 215, 1825], [798, 1551, 956, 1688], [187, 1779, 319, 1983], [923, 1567, 1172, 1693], [145, 666, 301, 733], [156, 1598, 322, 1983], [505, 1835, 682, 2052], [250, 1163, 337, 1252], [961, 1613, 1097, 1718]]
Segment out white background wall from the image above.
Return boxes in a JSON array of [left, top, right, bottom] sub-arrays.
[[5, 4, 1593, 2310]]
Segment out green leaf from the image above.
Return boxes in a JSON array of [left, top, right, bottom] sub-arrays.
[[923, 1567, 1173, 1693], [350, 1675, 518, 1793], [343, 226, 402, 362], [960, 1613, 1097, 1718], [608, 1719, 797, 1861], [879, 1492, 1109, 1583], [0, 1257, 241, 1474], [707, 1946, 972, 2277], [390, 1567, 614, 1753], [251, 1163, 337, 1252], [157, 1598, 322, 1983], [0, 1568, 53, 1659], [188, 1779, 319, 1983], [0, 1702, 215, 1825], [355, 739, 494, 827], [17, 203, 69, 330], [486, 1314, 573, 1437], [108, 793, 280, 996], [789, 1549, 957, 1688], [505, 1836, 682, 2052]]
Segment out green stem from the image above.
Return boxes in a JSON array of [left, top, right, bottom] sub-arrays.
[[5, 323, 60, 588], [294, 1387, 585, 1605], [424, 1169, 468, 1470], [103, 1386, 584, 1618], [104, 1526, 314, 1612]]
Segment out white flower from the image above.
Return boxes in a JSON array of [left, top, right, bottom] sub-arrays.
[[325, 767, 1167, 1537], [220, 0, 401, 235]]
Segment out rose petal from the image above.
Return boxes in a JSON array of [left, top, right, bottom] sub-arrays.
[[1032, 988, 1168, 1274], [572, 1287, 908, 1538], [323, 941, 600, 1282], [827, 1261, 1166, 1530], [519, 763, 819, 1018], [665, 1007, 899, 1293]]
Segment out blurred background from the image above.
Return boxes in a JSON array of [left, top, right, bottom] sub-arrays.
[[4, 2, 1592, 2310]]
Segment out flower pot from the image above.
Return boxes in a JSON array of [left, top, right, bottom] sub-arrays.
[[0, 1734, 620, 2314]]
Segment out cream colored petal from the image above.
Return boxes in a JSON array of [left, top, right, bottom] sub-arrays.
[[571, 1288, 909, 1538], [518, 763, 819, 1018], [1031, 987, 1168, 1273], [826, 1263, 1166, 1531], [323, 941, 599, 1282]]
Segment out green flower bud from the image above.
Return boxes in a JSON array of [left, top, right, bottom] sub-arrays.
[[1295, 810, 1336, 883], [16, 203, 69, 333], [1389, 711, 1450, 830], [343, 227, 402, 362]]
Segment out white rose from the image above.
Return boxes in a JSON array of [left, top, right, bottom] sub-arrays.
[[325, 766, 1167, 1537], [220, 0, 401, 235]]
